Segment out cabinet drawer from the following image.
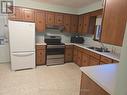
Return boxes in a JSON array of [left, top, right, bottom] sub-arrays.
[[100, 56, 113, 63], [36, 45, 45, 50]]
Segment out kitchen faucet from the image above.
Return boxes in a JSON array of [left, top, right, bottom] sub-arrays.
[[100, 42, 108, 52]]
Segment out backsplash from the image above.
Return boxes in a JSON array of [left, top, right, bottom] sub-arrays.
[[84, 36, 121, 57], [36, 29, 121, 57], [36, 29, 76, 43]]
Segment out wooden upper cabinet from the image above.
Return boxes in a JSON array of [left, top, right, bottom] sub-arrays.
[[71, 15, 79, 33], [78, 15, 84, 34], [82, 14, 90, 34], [101, 0, 127, 46], [46, 12, 55, 26], [55, 13, 64, 25], [35, 10, 46, 32], [21, 8, 35, 22], [63, 14, 71, 32], [90, 9, 103, 17], [8, 6, 22, 21]]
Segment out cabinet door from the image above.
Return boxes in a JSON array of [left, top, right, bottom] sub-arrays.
[[82, 14, 90, 34], [78, 15, 84, 34], [35, 10, 45, 32], [36, 45, 46, 65], [77, 50, 82, 66], [73, 46, 78, 63], [22, 8, 35, 22], [81, 53, 89, 66], [101, 0, 127, 46], [100, 56, 113, 64], [8, 6, 22, 21], [55, 13, 63, 25], [80, 73, 110, 95], [89, 57, 100, 66], [71, 15, 78, 33], [65, 46, 73, 62], [46, 12, 55, 26], [64, 14, 71, 32]]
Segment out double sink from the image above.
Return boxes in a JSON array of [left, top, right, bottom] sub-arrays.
[[87, 46, 110, 53]]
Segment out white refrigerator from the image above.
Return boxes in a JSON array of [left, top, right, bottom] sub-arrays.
[[8, 20, 35, 70]]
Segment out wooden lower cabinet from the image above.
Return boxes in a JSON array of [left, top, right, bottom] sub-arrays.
[[80, 73, 110, 95], [64, 45, 73, 62], [100, 56, 113, 64], [36, 45, 46, 65], [113, 60, 119, 63], [81, 53, 89, 66], [73, 46, 78, 64], [77, 50, 82, 66], [89, 57, 100, 66]]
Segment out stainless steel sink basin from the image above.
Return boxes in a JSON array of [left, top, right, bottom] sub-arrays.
[[87, 47, 110, 52]]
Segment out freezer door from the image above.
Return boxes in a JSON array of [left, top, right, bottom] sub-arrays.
[[11, 52, 35, 70], [9, 20, 35, 52]]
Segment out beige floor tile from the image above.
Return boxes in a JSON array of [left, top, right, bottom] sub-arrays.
[[0, 63, 81, 95]]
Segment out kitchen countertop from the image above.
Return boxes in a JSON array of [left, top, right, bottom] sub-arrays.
[[65, 43, 120, 62], [36, 42, 46, 45], [35, 42, 120, 61], [80, 64, 118, 95]]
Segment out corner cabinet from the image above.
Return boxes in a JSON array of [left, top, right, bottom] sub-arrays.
[[101, 0, 127, 46]]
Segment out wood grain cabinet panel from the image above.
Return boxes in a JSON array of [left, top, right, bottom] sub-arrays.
[[63, 14, 71, 32], [101, 0, 127, 46], [113, 60, 119, 63], [81, 53, 89, 66], [46, 12, 55, 26], [35, 10, 46, 32], [21, 8, 35, 22], [77, 50, 82, 67], [36, 45, 46, 65], [78, 15, 84, 34], [100, 56, 113, 64], [71, 15, 78, 33], [8, 6, 22, 21], [73, 46, 78, 64], [89, 57, 100, 66], [82, 14, 90, 34], [55, 13, 64, 25], [80, 73, 110, 95], [64, 45, 73, 62]]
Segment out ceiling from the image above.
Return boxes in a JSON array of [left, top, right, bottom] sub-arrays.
[[33, 0, 101, 8]]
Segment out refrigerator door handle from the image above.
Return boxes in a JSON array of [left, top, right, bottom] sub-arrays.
[[12, 52, 34, 57]]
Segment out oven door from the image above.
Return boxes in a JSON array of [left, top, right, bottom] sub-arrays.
[[46, 45, 65, 55], [46, 45, 65, 66]]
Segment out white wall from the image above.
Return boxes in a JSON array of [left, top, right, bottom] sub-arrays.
[[113, 23, 127, 95], [15, 0, 78, 14], [78, 1, 103, 14], [15, 0, 103, 15], [0, 14, 10, 63]]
